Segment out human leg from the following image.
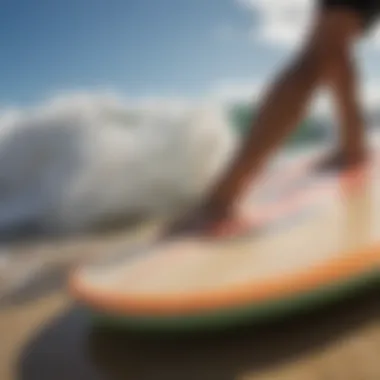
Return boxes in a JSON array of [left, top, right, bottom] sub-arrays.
[[316, 0, 380, 171], [202, 8, 363, 218]]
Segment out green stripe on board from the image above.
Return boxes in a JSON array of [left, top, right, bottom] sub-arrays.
[[84, 268, 379, 333]]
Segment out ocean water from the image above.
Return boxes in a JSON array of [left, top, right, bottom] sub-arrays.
[[0, 92, 336, 240]]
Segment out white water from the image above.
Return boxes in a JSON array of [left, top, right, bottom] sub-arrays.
[[0, 93, 238, 235]]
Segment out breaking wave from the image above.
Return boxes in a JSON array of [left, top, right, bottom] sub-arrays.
[[0, 92, 238, 236]]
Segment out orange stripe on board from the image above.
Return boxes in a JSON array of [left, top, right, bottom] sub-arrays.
[[70, 248, 379, 316]]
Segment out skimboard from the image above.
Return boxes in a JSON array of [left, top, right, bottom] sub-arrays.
[[69, 150, 380, 331]]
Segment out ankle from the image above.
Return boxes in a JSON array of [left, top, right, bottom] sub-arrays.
[[343, 146, 367, 160], [201, 199, 233, 219]]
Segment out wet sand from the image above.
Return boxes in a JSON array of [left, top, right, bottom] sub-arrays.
[[0, 224, 379, 380]]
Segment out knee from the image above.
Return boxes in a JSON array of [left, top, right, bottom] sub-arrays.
[[294, 11, 359, 78], [295, 37, 352, 79]]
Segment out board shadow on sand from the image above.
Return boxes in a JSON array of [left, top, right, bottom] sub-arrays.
[[17, 285, 380, 380]]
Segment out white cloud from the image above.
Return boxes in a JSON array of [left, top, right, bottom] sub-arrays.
[[237, 0, 380, 49], [237, 0, 315, 48]]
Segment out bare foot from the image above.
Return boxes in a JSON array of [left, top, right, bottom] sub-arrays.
[[315, 149, 367, 173], [165, 207, 255, 239], [165, 209, 218, 237]]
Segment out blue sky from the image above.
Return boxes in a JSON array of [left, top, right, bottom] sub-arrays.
[[1, 0, 380, 107], [0, 0, 289, 105]]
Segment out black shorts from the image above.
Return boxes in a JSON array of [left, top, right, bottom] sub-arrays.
[[320, 0, 380, 29]]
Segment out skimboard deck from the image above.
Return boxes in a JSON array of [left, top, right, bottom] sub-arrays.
[[69, 151, 380, 331]]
